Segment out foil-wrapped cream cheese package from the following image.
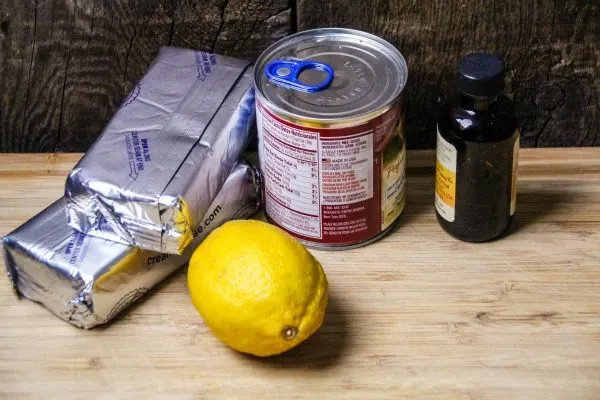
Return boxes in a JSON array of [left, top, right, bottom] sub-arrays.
[[65, 46, 255, 255], [2, 162, 261, 329]]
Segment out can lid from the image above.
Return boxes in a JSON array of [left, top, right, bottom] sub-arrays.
[[255, 28, 408, 122], [457, 53, 505, 98]]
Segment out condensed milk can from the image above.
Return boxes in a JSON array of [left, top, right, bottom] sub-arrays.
[[254, 28, 408, 249]]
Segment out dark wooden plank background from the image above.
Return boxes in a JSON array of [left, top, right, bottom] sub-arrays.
[[0, 0, 598, 152], [0, 0, 290, 152], [298, 0, 600, 149]]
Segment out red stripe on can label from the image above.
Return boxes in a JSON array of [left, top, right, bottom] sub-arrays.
[[257, 98, 406, 247]]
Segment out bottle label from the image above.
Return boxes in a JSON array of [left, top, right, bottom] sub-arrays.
[[511, 131, 520, 216], [435, 126, 457, 222]]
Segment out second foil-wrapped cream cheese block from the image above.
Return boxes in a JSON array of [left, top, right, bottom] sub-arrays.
[[64, 46, 255, 255], [3, 162, 261, 329]]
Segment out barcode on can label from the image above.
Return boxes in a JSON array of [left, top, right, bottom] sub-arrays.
[[257, 99, 406, 246]]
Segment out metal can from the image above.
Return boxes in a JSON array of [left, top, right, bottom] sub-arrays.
[[254, 28, 408, 249]]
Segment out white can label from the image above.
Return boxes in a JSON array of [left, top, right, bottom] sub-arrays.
[[257, 99, 405, 245], [320, 133, 373, 206], [259, 112, 322, 238]]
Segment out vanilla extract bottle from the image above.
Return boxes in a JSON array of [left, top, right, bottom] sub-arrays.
[[435, 53, 520, 242]]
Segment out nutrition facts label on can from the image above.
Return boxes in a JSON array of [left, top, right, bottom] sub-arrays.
[[259, 108, 322, 238], [258, 101, 384, 243]]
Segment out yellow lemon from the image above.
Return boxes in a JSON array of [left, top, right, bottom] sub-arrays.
[[187, 220, 328, 357]]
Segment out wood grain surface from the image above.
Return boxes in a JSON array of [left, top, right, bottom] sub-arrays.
[[298, 0, 600, 149], [0, 0, 290, 152], [1, 149, 600, 399]]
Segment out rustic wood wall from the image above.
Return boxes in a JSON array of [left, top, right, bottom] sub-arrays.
[[0, 0, 598, 152], [0, 0, 291, 152], [298, 0, 600, 149]]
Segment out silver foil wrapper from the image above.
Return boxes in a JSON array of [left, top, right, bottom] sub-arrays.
[[3, 162, 261, 329], [65, 46, 255, 255]]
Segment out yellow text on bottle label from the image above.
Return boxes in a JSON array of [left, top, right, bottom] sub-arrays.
[[435, 127, 457, 222]]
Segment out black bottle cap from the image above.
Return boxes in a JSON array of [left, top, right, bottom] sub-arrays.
[[458, 53, 505, 98]]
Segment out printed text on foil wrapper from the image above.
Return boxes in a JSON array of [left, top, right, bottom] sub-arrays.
[[125, 132, 151, 178]]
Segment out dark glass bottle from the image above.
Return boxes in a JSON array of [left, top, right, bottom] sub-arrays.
[[435, 53, 520, 242]]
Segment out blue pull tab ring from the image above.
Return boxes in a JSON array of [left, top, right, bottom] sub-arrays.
[[265, 60, 334, 93]]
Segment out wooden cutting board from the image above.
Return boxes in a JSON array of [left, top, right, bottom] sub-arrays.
[[1, 149, 599, 399]]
